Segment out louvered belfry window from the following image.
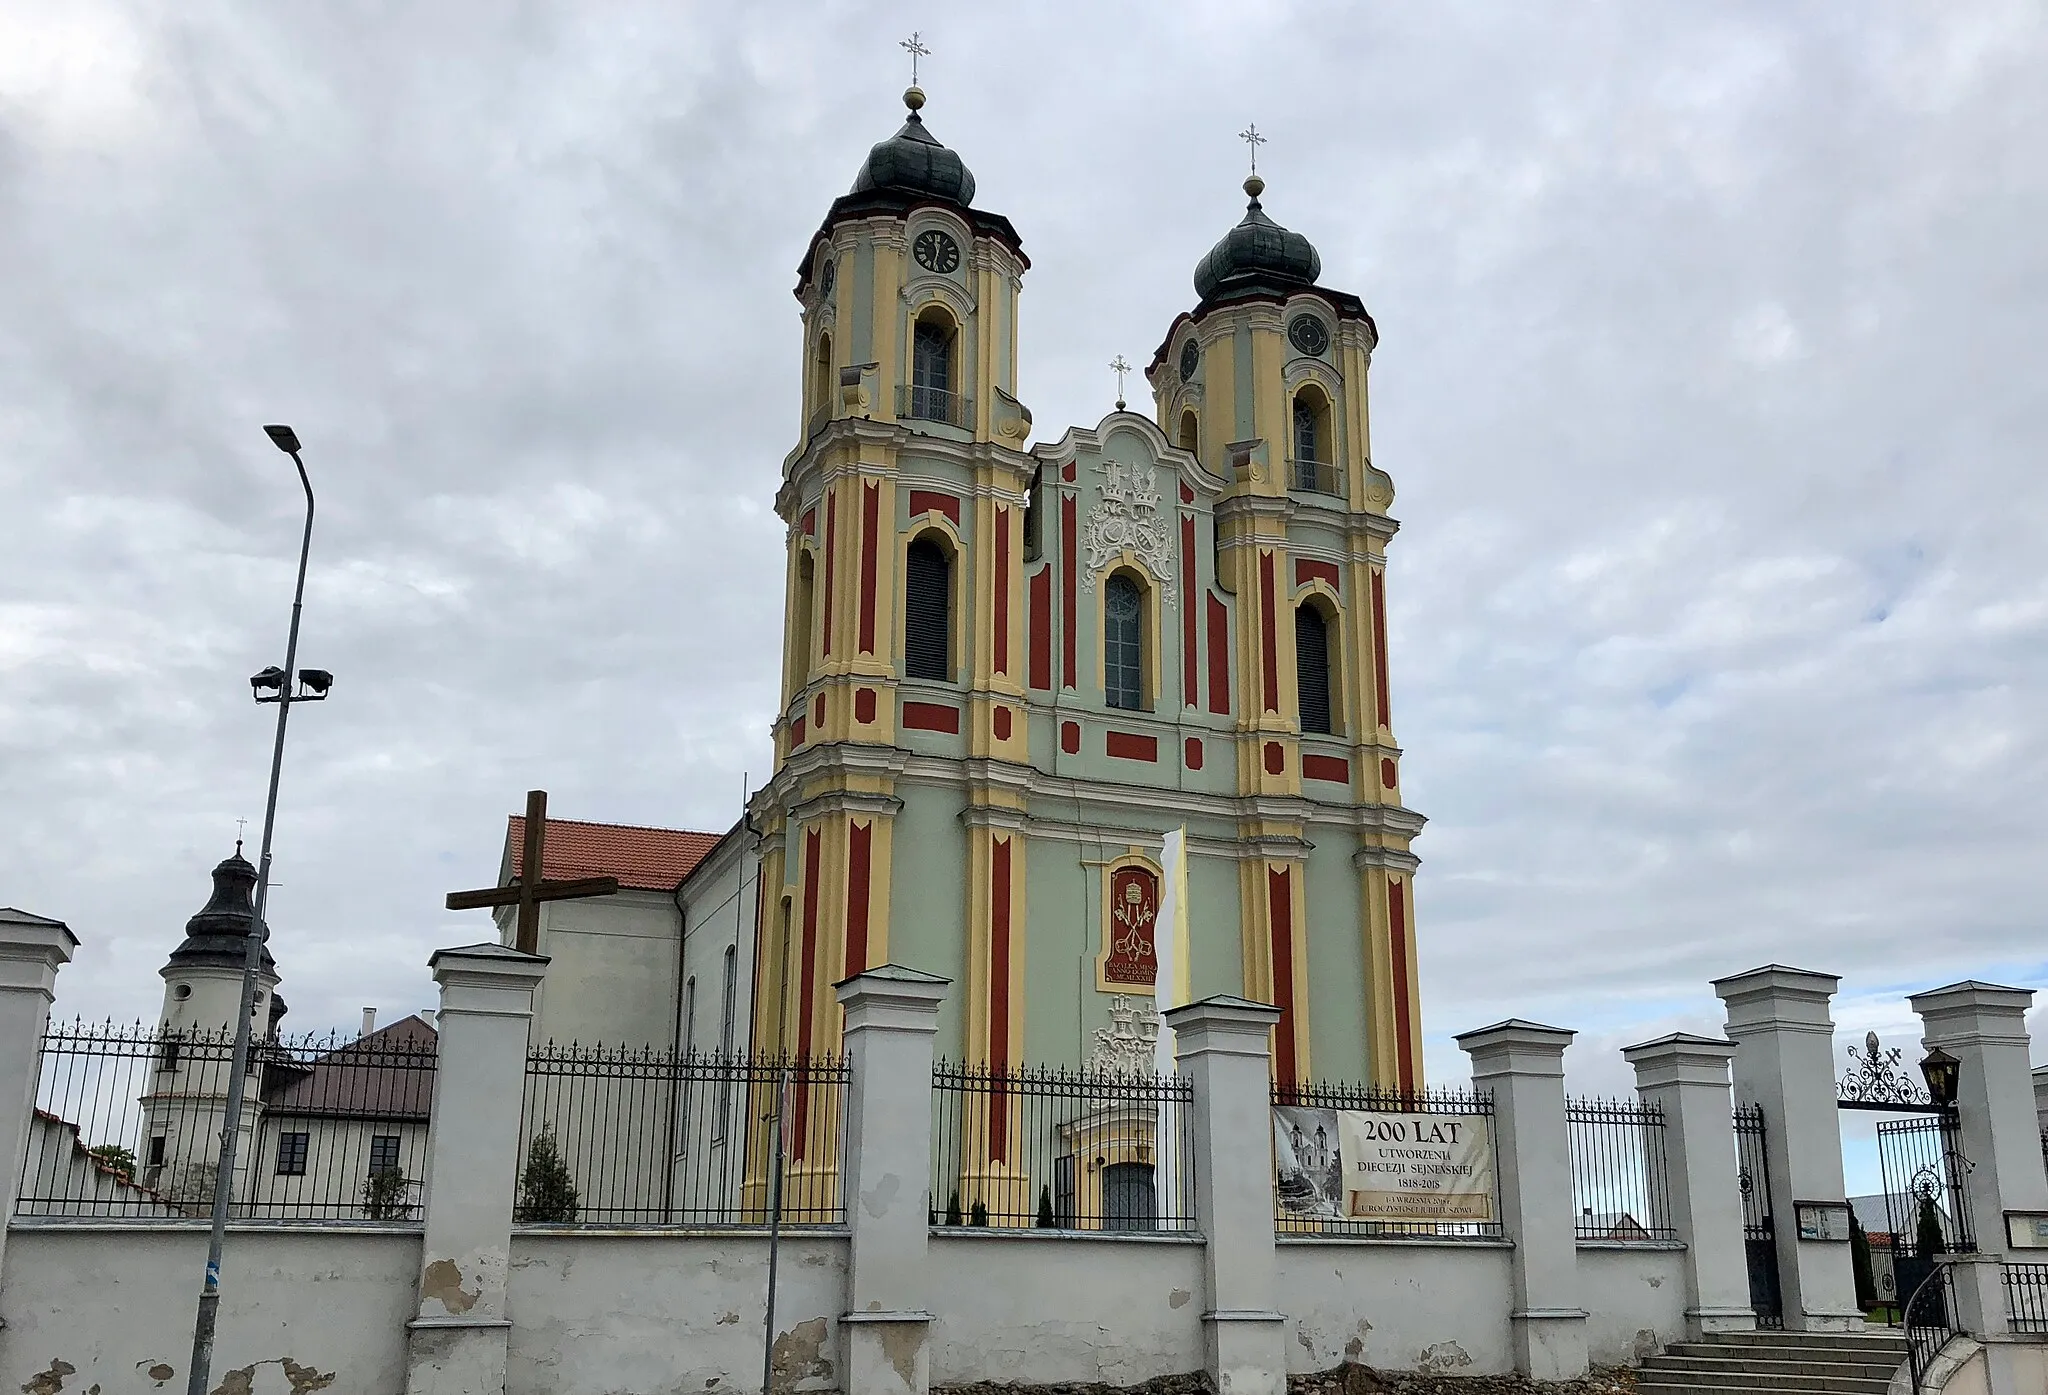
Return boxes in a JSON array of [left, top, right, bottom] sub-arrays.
[[1104, 573, 1144, 710], [1296, 604, 1333, 734], [905, 538, 951, 681]]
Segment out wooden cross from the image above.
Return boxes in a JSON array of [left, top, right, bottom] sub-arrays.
[[445, 790, 619, 954]]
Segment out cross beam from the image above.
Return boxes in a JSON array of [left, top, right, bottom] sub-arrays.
[[445, 789, 619, 954]]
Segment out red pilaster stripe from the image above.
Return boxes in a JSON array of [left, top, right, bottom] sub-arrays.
[[1060, 496, 1077, 688], [858, 483, 880, 654], [796, 826, 822, 1153], [994, 506, 1010, 675], [908, 490, 961, 525], [845, 821, 872, 978], [989, 837, 1013, 1160], [822, 493, 838, 657], [1259, 551, 1279, 713], [1180, 514, 1197, 706], [1206, 594, 1230, 714], [1295, 559, 1341, 592], [1267, 866, 1298, 1087], [1390, 877, 1414, 1093], [1028, 568, 1052, 690], [1371, 570, 1392, 729]]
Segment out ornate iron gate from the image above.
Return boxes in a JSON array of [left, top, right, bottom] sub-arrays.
[[1734, 1104, 1783, 1328]]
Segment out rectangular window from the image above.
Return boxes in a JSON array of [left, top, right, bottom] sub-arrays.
[[713, 944, 739, 1143], [157, 1034, 182, 1072], [275, 1131, 309, 1176], [369, 1134, 401, 1175], [148, 1135, 167, 1167]]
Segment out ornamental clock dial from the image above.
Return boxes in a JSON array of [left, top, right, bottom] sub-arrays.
[[913, 229, 960, 273], [1178, 339, 1199, 381], [1287, 314, 1330, 356]]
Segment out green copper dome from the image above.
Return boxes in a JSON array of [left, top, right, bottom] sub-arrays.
[[849, 87, 975, 208], [1192, 175, 1321, 304]]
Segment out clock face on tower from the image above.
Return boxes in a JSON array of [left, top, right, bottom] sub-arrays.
[[1288, 314, 1330, 357], [1178, 339, 1199, 381], [913, 229, 960, 274]]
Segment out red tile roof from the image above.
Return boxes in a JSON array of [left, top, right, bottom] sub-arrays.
[[506, 815, 723, 892]]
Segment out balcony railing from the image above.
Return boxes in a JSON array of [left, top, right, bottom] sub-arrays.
[[1288, 458, 1344, 496], [897, 384, 973, 429]]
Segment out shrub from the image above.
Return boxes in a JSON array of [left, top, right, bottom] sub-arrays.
[[515, 1128, 580, 1224]]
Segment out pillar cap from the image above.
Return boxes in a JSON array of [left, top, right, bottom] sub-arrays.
[[1163, 994, 1282, 1031], [429, 941, 549, 988], [836, 964, 949, 1033], [1454, 1018, 1574, 1049], [1712, 964, 1840, 1000], [1908, 980, 2034, 1016], [0, 908, 79, 965], [1621, 1031, 1738, 1063]]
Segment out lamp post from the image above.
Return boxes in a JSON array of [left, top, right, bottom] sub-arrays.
[[185, 425, 332, 1395]]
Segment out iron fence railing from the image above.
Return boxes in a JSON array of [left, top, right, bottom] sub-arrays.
[[1287, 457, 1344, 496], [19, 1018, 437, 1223], [2008, 1261, 2048, 1334], [1566, 1096, 1677, 1242], [1732, 1104, 1784, 1327], [896, 383, 973, 429], [1905, 1260, 1959, 1393], [518, 1043, 846, 1227], [1272, 1079, 1502, 1240], [930, 1060, 1195, 1233]]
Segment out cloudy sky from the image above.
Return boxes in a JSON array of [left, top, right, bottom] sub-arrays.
[[4, 3, 2044, 1181]]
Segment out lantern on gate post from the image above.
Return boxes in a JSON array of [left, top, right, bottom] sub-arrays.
[[1918, 1047, 1960, 1109]]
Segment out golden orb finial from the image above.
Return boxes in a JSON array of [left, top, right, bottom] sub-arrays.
[[904, 85, 926, 112], [1244, 172, 1265, 201]]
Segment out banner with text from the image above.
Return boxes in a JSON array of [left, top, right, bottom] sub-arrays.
[[1274, 1105, 1495, 1224]]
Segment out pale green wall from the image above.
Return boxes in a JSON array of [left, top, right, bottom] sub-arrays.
[[1183, 845, 1243, 1004], [888, 784, 970, 1057], [1303, 836, 1369, 1083], [1021, 835, 1091, 1069]]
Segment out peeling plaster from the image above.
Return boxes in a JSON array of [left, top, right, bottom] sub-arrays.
[[861, 1173, 901, 1219], [1413, 1341, 1470, 1374], [716, 1312, 741, 1325], [421, 1258, 480, 1315], [878, 1324, 925, 1392], [139, 1364, 175, 1386], [21, 1359, 75, 1395], [768, 1318, 832, 1395], [1167, 1290, 1191, 1310], [1631, 1329, 1660, 1361]]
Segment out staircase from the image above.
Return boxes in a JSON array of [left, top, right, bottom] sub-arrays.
[[1634, 1330, 1908, 1394]]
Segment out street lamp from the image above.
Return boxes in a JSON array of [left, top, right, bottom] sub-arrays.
[[1919, 1046, 1961, 1109], [186, 426, 331, 1395]]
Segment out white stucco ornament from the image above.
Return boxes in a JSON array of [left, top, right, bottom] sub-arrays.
[[1082, 462, 1176, 605], [1087, 994, 1163, 1077]]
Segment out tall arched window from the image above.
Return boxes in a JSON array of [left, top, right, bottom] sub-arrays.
[[1296, 603, 1334, 734], [1292, 389, 1334, 491], [1104, 572, 1144, 711], [1177, 411, 1199, 456], [810, 334, 833, 424], [911, 312, 954, 422], [904, 537, 952, 681], [792, 553, 815, 683]]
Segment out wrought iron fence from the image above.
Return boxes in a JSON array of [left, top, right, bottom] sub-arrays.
[[1732, 1105, 1783, 1327], [518, 1042, 846, 1227], [2008, 1262, 2048, 1334], [930, 1060, 1196, 1233], [1287, 458, 1344, 496], [1904, 1260, 1959, 1393], [896, 384, 973, 429], [1566, 1096, 1677, 1242], [19, 1018, 437, 1222], [1272, 1078, 1502, 1239]]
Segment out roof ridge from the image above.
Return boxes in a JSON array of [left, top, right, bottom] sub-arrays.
[[507, 814, 722, 839]]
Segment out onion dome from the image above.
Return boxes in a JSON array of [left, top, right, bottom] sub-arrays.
[[849, 86, 975, 208], [167, 847, 274, 973], [1192, 174, 1322, 303]]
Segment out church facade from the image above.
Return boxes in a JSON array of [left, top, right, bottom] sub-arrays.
[[748, 85, 1426, 1093]]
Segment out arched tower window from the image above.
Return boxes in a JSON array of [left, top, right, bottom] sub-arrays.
[[791, 553, 816, 684], [1177, 411, 1199, 457], [1292, 388, 1334, 492], [810, 334, 833, 423], [1023, 466, 1044, 562], [1104, 571, 1145, 711], [904, 536, 952, 681], [910, 310, 955, 423], [1296, 603, 1334, 735]]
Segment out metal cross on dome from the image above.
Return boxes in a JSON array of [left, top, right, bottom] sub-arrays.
[[1240, 122, 1266, 175], [901, 32, 930, 86], [1110, 355, 1131, 410], [445, 789, 619, 955]]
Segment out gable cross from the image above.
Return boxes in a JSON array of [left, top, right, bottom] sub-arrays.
[[900, 32, 929, 87], [1239, 122, 1266, 175], [1109, 354, 1131, 410], [445, 789, 619, 954]]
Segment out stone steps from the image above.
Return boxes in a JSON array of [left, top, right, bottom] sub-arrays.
[[1635, 1330, 1906, 1395]]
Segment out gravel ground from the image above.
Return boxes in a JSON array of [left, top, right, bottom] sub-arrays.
[[940, 1364, 1638, 1395]]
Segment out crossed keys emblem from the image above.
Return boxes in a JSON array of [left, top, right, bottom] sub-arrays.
[[1111, 877, 1157, 961]]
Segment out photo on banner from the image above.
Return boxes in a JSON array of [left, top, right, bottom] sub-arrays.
[[1274, 1104, 1495, 1224]]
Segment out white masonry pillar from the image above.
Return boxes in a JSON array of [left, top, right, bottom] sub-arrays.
[[1713, 966, 1862, 1332], [1166, 995, 1287, 1395], [404, 944, 548, 1395], [1457, 1020, 1588, 1381], [1910, 981, 2047, 1395], [0, 910, 76, 1298], [836, 966, 949, 1395], [1623, 1032, 1757, 1339]]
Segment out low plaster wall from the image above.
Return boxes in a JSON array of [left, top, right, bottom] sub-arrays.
[[1574, 1244, 1688, 1368], [505, 1231, 848, 1395], [926, 1233, 1206, 1386], [1276, 1240, 1516, 1377], [0, 1224, 420, 1395]]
